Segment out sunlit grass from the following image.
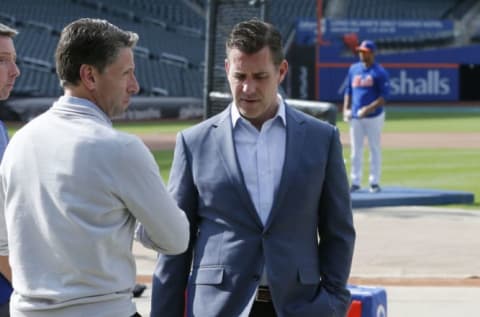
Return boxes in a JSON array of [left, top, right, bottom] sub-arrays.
[[336, 110, 480, 133], [6, 109, 479, 208], [150, 146, 479, 209], [342, 147, 479, 208]]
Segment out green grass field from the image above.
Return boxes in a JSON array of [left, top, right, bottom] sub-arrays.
[[138, 110, 480, 209], [112, 110, 480, 134], [342, 148, 479, 208], [6, 109, 479, 208], [336, 109, 480, 133], [151, 147, 479, 209], [339, 109, 480, 208], [113, 120, 200, 134]]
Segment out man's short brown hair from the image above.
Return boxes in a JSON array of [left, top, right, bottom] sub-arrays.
[[226, 18, 284, 67], [0, 23, 18, 38], [55, 18, 138, 87]]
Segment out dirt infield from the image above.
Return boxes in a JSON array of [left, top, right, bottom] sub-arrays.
[[342, 132, 480, 149], [135, 135, 480, 290], [348, 277, 480, 287], [139, 134, 178, 151], [135, 275, 480, 287], [139, 132, 480, 151]]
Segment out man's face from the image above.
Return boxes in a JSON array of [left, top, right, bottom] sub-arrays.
[[225, 46, 287, 128], [359, 50, 374, 64], [92, 47, 139, 117], [0, 36, 20, 100]]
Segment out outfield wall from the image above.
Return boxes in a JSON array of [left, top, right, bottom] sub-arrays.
[[288, 18, 480, 102], [1, 97, 204, 122]]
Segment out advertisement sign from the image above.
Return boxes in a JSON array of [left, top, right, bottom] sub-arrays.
[[295, 18, 318, 46], [294, 18, 480, 101], [318, 65, 458, 102], [295, 18, 454, 46], [323, 19, 453, 42]]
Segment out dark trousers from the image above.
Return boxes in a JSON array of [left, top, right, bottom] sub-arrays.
[[0, 301, 9, 317], [249, 300, 276, 317], [131, 313, 141, 317]]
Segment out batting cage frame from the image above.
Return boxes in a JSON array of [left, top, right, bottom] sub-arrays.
[[202, 0, 337, 125], [203, 0, 268, 119]]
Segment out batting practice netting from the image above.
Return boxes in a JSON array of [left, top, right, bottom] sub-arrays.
[[203, 0, 267, 118], [202, 0, 337, 125]]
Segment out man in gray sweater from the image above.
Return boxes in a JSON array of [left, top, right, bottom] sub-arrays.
[[0, 18, 189, 317]]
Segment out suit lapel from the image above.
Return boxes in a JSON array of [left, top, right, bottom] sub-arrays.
[[265, 106, 306, 229], [213, 106, 263, 227]]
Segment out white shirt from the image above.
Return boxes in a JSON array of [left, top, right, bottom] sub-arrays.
[[231, 96, 287, 225], [0, 95, 189, 317], [231, 96, 286, 312], [231, 96, 286, 315]]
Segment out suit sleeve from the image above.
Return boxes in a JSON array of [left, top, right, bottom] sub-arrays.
[[151, 132, 199, 317], [317, 127, 356, 316]]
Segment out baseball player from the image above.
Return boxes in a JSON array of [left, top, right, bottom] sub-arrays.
[[343, 40, 390, 193]]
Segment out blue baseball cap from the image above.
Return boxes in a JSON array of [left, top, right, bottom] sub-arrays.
[[356, 40, 376, 53]]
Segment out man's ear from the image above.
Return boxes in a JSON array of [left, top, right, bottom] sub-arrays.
[[79, 64, 96, 90], [278, 60, 288, 84], [224, 58, 230, 75]]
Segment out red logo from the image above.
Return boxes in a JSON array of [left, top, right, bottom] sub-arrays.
[[352, 75, 374, 88]]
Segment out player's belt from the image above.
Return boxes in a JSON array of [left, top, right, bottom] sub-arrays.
[[255, 286, 272, 302]]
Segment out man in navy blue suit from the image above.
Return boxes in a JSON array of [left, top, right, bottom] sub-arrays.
[[144, 19, 355, 317]]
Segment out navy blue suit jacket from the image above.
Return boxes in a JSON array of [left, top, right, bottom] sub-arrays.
[[151, 105, 355, 317]]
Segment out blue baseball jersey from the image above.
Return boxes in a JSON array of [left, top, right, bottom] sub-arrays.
[[344, 62, 390, 118]]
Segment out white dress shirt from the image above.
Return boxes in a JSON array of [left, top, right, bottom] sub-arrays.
[[231, 96, 286, 225], [231, 96, 287, 316]]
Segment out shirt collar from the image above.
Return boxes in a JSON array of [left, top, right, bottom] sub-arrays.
[[231, 94, 287, 128], [54, 95, 112, 126]]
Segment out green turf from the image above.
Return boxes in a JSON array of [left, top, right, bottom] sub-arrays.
[[7, 110, 478, 134], [336, 110, 480, 133], [342, 148, 480, 208], [151, 146, 479, 208], [152, 150, 174, 181], [113, 120, 200, 134], [6, 110, 479, 208]]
